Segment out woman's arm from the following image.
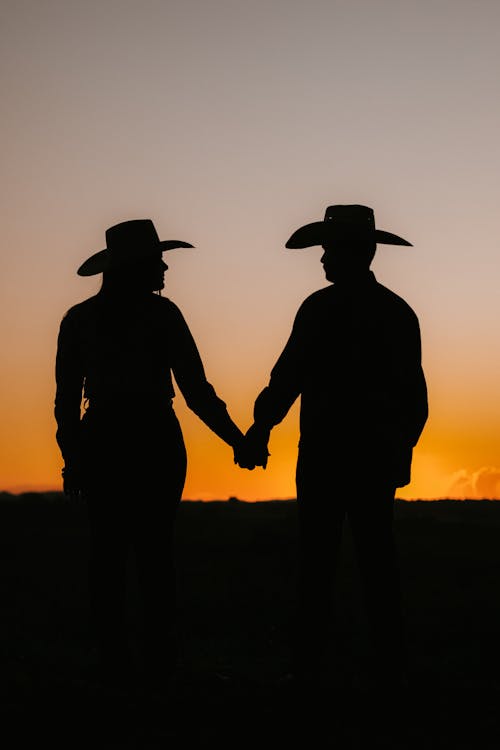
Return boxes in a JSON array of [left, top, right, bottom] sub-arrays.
[[168, 303, 244, 450]]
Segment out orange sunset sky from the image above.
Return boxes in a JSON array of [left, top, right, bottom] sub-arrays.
[[1, 0, 500, 500]]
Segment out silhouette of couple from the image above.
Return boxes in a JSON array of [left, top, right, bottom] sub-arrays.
[[54, 205, 428, 692]]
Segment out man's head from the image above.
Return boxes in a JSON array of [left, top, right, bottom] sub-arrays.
[[285, 204, 411, 283], [320, 234, 376, 283]]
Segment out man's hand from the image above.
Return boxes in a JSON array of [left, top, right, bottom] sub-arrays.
[[233, 424, 271, 470], [62, 462, 84, 499]]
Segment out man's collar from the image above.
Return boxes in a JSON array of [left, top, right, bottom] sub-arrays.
[[332, 270, 377, 293]]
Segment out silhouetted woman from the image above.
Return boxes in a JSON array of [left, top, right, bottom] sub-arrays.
[[55, 219, 245, 689]]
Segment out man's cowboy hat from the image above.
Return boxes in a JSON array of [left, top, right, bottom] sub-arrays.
[[77, 219, 194, 276], [285, 204, 412, 249]]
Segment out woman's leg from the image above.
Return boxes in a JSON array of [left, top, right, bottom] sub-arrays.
[[86, 488, 131, 679], [133, 419, 187, 685]]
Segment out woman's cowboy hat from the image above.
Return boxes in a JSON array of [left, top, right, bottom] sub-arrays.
[[77, 219, 194, 276], [285, 204, 412, 249]]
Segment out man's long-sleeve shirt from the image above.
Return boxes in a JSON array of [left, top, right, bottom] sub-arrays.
[[253, 272, 428, 486], [55, 291, 241, 463]]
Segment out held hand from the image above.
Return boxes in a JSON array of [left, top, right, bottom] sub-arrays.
[[234, 424, 270, 470], [233, 443, 257, 470], [232, 428, 257, 470], [233, 442, 269, 470]]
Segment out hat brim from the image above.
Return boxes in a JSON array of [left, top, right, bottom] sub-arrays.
[[285, 222, 412, 249], [77, 240, 194, 276]]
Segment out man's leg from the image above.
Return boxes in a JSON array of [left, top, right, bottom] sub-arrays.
[[347, 483, 406, 682], [294, 454, 346, 680]]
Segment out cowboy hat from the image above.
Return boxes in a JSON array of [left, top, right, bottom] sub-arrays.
[[285, 204, 412, 249], [77, 219, 194, 276]]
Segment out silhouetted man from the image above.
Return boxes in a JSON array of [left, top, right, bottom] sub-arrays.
[[55, 219, 249, 691], [241, 204, 428, 685]]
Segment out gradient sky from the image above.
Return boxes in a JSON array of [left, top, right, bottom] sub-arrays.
[[2, 0, 500, 499]]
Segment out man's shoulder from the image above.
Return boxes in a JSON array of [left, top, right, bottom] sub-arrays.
[[295, 280, 420, 324], [298, 285, 335, 311], [372, 281, 419, 320]]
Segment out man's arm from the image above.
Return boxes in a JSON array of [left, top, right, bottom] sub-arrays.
[[405, 322, 428, 447], [242, 307, 305, 465], [54, 311, 85, 496], [394, 308, 429, 447]]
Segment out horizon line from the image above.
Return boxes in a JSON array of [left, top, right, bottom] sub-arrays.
[[1, 489, 500, 503]]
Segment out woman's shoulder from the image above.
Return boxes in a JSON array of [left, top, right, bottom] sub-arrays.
[[60, 294, 101, 324], [149, 294, 185, 320]]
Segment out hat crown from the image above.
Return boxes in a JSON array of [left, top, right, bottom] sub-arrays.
[[324, 205, 375, 228], [105, 219, 160, 251]]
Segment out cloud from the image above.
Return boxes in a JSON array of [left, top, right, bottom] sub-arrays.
[[447, 466, 500, 499], [473, 467, 500, 499]]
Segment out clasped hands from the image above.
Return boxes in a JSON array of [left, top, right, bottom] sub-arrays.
[[234, 423, 271, 471]]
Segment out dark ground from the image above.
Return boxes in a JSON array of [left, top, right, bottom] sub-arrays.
[[2, 492, 500, 748]]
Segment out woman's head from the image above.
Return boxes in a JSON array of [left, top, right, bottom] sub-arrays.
[[101, 252, 168, 293], [77, 219, 193, 288]]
